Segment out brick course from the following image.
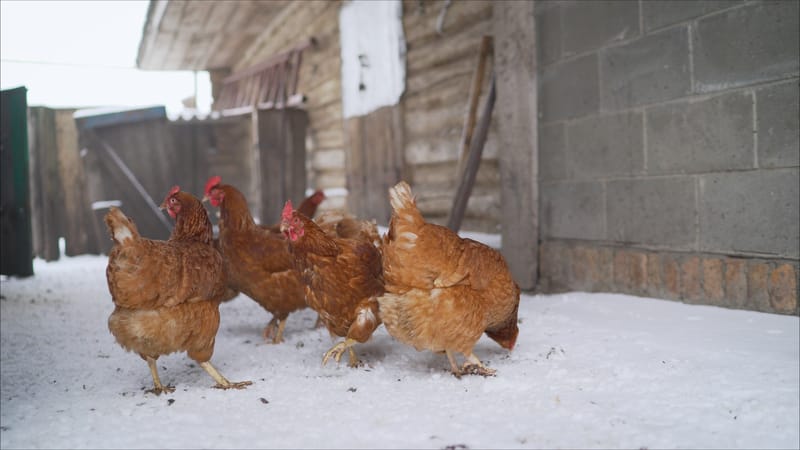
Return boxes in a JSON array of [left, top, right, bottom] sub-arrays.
[[538, 239, 799, 316]]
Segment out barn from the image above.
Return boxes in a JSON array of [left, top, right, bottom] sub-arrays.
[[2, 0, 798, 315]]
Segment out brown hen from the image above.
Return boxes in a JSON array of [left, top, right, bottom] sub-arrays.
[[378, 181, 520, 377], [204, 176, 308, 344], [280, 201, 384, 367], [105, 186, 251, 394]]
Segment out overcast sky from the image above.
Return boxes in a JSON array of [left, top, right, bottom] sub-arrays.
[[0, 0, 210, 115]]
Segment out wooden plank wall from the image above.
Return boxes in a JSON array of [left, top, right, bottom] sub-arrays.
[[256, 109, 308, 225], [55, 109, 96, 256], [237, 0, 347, 212], [28, 107, 63, 261], [80, 118, 177, 249], [401, 0, 499, 232], [233, 0, 500, 231], [344, 104, 405, 225], [201, 117, 258, 223]]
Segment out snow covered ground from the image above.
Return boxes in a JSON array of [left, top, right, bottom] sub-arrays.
[[1, 253, 798, 449]]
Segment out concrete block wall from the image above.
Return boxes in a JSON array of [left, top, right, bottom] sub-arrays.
[[535, 0, 799, 314]]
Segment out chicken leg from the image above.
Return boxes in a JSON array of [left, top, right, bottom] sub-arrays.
[[262, 317, 287, 344], [322, 338, 361, 367], [145, 356, 175, 395], [199, 361, 253, 390]]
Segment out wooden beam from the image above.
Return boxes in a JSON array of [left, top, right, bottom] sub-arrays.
[[455, 35, 493, 179], [446, 74, 496, 233], [493, 0, 538, 290]]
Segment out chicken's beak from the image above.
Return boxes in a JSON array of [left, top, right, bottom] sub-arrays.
[[158, 201, 167, 211], [201, 194, 209, 203]]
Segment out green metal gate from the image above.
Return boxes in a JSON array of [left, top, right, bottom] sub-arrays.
[[1, 86, 34, 277]]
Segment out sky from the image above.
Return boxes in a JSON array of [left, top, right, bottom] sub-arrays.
[[0, 0, 211, 116], [1, 242, 798, 449]]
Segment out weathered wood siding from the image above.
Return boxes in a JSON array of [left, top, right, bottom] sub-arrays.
[[402, 0, 499, 231], [80, 118, 177, 251], [225, 0, 499, 230], [237, 0, 347, 212], [55, 109, 96, 256], [28, 107, 63, 261]]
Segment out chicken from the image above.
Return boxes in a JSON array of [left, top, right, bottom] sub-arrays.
[[314, 209, 381, 248], [105, 186, 252, 394], [204, 176, 308, 344], [377, 181, 520, 377], [280, 201, 384, 367], [266, 189, 326, 233], [215, 189, 326, 303]]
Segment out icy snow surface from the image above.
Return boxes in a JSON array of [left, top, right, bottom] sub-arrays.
[[1, 254, 798, 449]]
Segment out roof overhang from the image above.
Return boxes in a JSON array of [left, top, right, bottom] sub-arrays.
[[136, 0, 289, 71]]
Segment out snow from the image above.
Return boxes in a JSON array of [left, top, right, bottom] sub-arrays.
[[1, 253, 798, 449]]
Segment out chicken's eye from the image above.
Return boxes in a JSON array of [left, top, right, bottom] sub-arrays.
[[292, 217, 300, 225], [170, 198, 178, 205]]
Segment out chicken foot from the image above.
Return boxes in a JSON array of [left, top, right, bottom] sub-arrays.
[[199, 361, 253, 390], [262, 317, 287, 344], [322, 338, 360, 367], [145, 356, 175, 395], [446, 351, 496, 378]]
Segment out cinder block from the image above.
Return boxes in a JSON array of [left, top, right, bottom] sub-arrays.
[[600, 26, 691, 110], [646, 252, 663, 299], [606, 177, 696, 248], [539, 240, 571, 292], [662, 254, 682, 300], [614, 249, 648, 295], [747, 261, 771, 312], [700, 169, 799, 258], [681, 256, 703, 302], [769, 263, 798, 314], [693, 1, 800, 93], [702, 257, 725, 305], [646, 90, 754, 174], [540, 54, 599, 122], [757, 80, 800, 168], [642, 0, 742, 32], [540, 180, 605, 240], [539, 123, 567, 181], [561, 1, 640, 55], [536, 3, 562, 65], [571, 244, 613, 292], [567, 111, 644, 178], [724, 258, 748, 309]]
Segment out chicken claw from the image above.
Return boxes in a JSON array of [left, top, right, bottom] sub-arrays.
[[145, 356, 176, 395], [200, 361, 253, 390], [322, 338, 360, 367], [446, 351, 496, 378], [146, 384, 176, 395]]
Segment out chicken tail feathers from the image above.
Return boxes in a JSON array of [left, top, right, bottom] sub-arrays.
[[388, 181, 424, 229], [104, 207, 140, 246]]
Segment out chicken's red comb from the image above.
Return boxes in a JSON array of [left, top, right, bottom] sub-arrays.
[[168, 185, 180, 196], [282, 200, 294, 220], [204, 176, 222, 195], [311, 190, 326, 204]]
